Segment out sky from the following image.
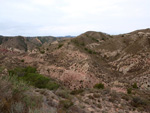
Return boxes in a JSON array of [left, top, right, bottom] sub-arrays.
[[0, 0, 150, 36]]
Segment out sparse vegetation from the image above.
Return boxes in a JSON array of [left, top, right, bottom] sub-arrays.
[[132, 83, 138, 89], [40, 50, 45, 54], [58, 44, 64, 49], [72, 39, 80, 46], [84, 48, 96, 54], [101, 37, 105, 40], [59, 100, 73, 109], [70, 89, 84, 95], [72, 39, 86, 47], [81, 42, 85, 46], [94, 83, 104, 89], [131, 96, 150, 111], [127, 88, 132, 94], [21, 59, 24, 62], [92, 37, 99, 42], [0, 66, 4, 72], [56, 89, 70, 99]]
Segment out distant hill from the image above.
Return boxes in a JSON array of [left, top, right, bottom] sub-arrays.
[[57, 35, 75, 38], [0, 35, 58, 52], [37, 28, 150, 90]]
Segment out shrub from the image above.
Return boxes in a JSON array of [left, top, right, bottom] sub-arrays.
[[9, 67, 59, 90], [81, 43, 85, 46], [72, 40, 79, 46], [11, 102, 24, 113], [21, 73, 49, 88], [88, 95, 94, 99], [70, 89, 84, 95], [101, 38, 105, 40], [94, 83, 104, 89], [59, 100, 73, 109], [84, 48, 88, 51], [56, 89, 70, 99], [0, 66, 4, 72], [84, 48, 96, 54], [58, 44, 64, 49], [92, 37, 99, 42], [88, 49, 93, 54], [132, 83, 138, 89], [0, 75, 42, 113], [21, 59, 24, 62], [127, 88, 132, 94], [24, 66, 36, 73], [40, 51, 45, 54], [131, 96, 148, 107], [46, 81, 60, 90]]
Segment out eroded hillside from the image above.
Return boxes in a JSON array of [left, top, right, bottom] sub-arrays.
[[0, 28, 150, 113]]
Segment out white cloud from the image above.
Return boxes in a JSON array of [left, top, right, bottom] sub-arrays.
[[31, 0, 55, 6], [0, 0, 150, 36]]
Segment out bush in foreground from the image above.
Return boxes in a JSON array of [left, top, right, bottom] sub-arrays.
[[0, 76, 42, 113]]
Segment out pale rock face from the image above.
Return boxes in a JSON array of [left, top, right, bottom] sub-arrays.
[[13, 48, 24, 53], [146, 33, 150, 37], [118, 63, 135, 74], [138, 32, 145, 36], [51, 41, 58, 44]]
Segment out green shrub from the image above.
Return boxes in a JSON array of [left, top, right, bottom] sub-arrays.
[[72, 39, 82, 47], [0, 75, 42, 113], [46, 81, 60, 90], [40, 51, 45, 54], [127, 88, 132, 94], [9, 67, 59, 90], [81, 43, 85, 46], [132, 83, 138, 89], [56, 89, 70, 99], [94, 83, 104, 89], [58, 44, 64, 49], [59, 100, 73, 109], [21, 73, 49, 88], [84, 48, 88, 51], [24, 66, 37, 73], [88, 49, 93, 54], [84, 48, 96, 54], [131, 96, 148, 107], [70, 89, 84, 95], [0, 66, 4, 72], [102, 38, 105, 40], [21, 59, 24, 62], [92, 37, 99, 42], [23, 95, 42, 109]]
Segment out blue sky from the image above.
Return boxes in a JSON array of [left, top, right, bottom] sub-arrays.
[[0, 0, 150, 36]]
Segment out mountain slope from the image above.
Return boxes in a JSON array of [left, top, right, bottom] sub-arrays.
[[34, 29, 150, 90], [0, 28, 150, 113]]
